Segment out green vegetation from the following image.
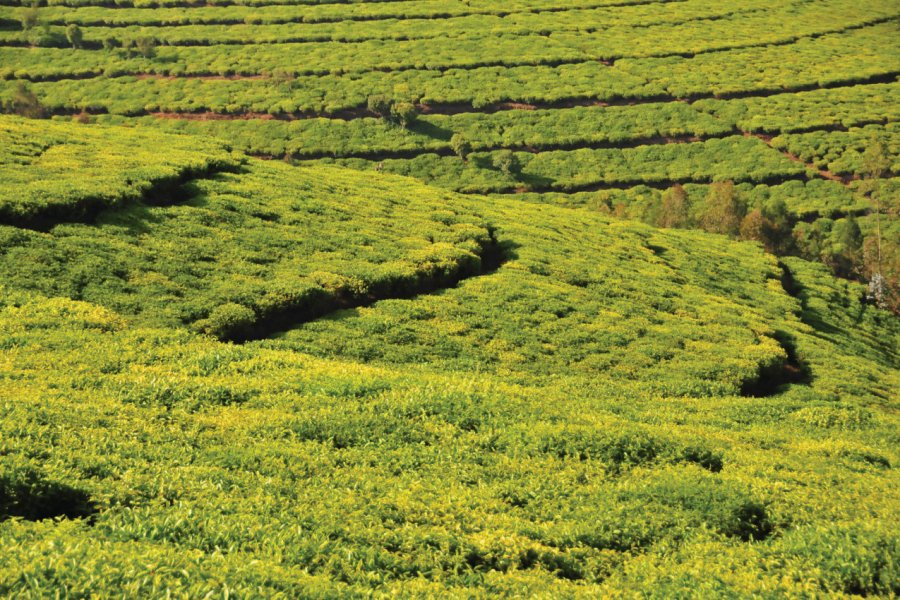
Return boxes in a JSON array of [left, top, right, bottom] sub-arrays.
[[316, 136, 806, 193], [772, 123, 899, 177], [0, 61, 658, 115], [694, 82, 900, 133], [1, 127, 898, 593], [0, 0, 897, 595], [0, 118, 497, 339], [84, 101, 733, 158], [0, 0, 893, 82], [0, 0, 779, 29], [0, 0, 779, 47], [616, 22, 898, 98], [0, 116, 238, 225]]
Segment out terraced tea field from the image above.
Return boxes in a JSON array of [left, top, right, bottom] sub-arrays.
[[0, 0, 898, 596]]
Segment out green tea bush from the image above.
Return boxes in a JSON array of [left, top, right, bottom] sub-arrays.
[[0, 2, 897, 595], [694, 82, 899, 133], [0, 458, 96, 522], [0, 115, 240, 225], [319, 135, 806, 193], [771, 122, 899, 176]]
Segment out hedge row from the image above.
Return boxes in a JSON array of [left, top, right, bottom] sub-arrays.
[[313, 136, 808, 193], [694, 82, 900, 134], [88, 101, 732, 159], [0, 115, 240, 225], [2, 3, 894, 81]]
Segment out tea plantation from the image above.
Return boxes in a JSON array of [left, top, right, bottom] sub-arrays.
[[0, 0, 898, 596]]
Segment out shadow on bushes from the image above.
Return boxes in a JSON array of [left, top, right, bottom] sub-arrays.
[[1, 468, 97, 522]]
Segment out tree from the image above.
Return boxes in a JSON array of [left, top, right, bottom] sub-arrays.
[[700, 181, 744, 236], [450, 134, 472, 161], [367, 95, 392, 119], [829, 216, 863, 278], [860, 137, 890, 277], [492, 150, 520, 177], [861, 137, 891, 180], [863, 235, 898, 312], [390, 102, 418, 128], [20, 4, 40, 31], [271, 69, 295, 91], [9, 82, 44, 118], [65, 24, 83, 49], [657, 184, 690, 228], [739, 209, 776, 252], [135, 36, 157, 58], [793, 218, 832, 265], [102, 36, 120, 50], [760, 198, 793, 255], [866, 273, 889, 310], [26, 24, 64, 48]]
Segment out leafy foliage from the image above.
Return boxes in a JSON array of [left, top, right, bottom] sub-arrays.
[[0, 153, 495, 338], [0, 1, 897, 595], [317, 136, 806, 193], [0, 115, 239, 225]]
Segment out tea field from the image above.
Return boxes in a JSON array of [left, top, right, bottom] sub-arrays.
[[0, 0, 898, 596]]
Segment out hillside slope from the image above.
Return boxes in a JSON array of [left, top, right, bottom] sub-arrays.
[[0, 120, 897, 597]]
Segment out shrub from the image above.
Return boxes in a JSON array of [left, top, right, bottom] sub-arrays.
[[367, 95, 393, 119], [493, 150, 521, 177], [65, 25, 83, 49], [20, 4, 40, 31], [195, 303, 257, 340], [450, 133, 473, 161], [390, 102, 418, 128], [8, 83, 45, 119], [135, 36, 157, 59]]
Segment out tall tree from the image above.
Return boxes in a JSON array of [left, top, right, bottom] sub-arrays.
[[860, 137, 890, 274], [739, 208, 776, 252], [657, 184, 690, 228], [700, 182, 744, 236]]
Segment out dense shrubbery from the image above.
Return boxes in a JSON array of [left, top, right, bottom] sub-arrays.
[[0, 2, 897, 595], [0, 0, 778, 28], [0, 115, 240, 224], [1, 173, 896, 593], [1, 1, 892, 82], [771, 122, 899, 177], [616, 22, 898, 98], [2, 22, 895, 118], [694, 82, 900, 133], [502, 176, 893, 296], [82, 101, 731, 159], [0, 61, 661, 115], [501, 180, 871, 225], [0, 135, 497, 338], [0, 0, 655, 12], [316, 136, 806, 193], [0, 0, 777, 47]]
